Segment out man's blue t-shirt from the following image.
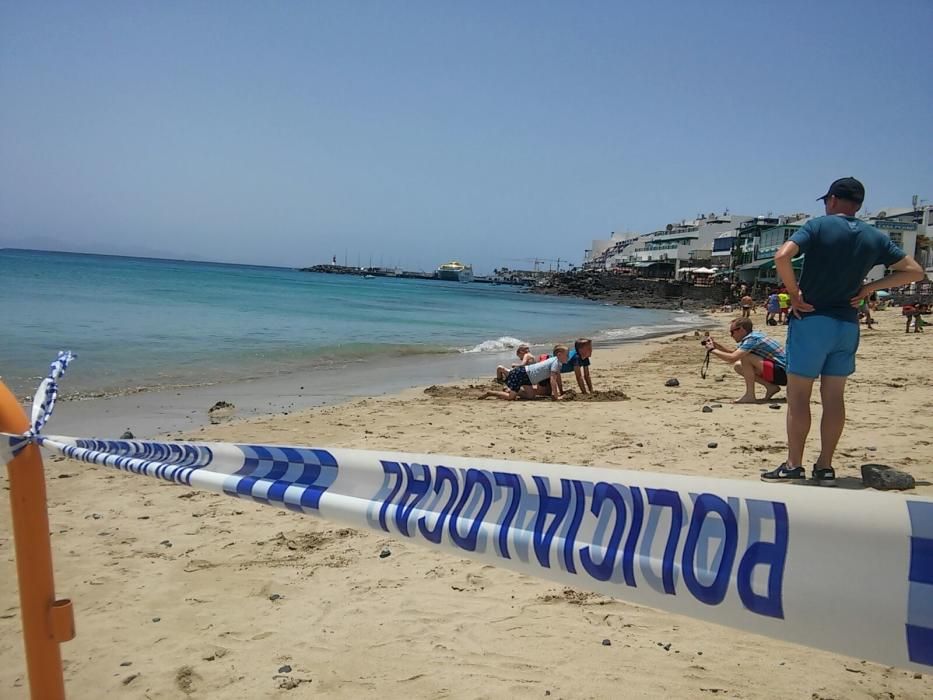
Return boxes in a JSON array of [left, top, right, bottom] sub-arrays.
[[560, 349, 591, 374], [790, 215, 904, 322]]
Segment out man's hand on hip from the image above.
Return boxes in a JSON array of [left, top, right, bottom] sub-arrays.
[[849, 285, 871, 308], [790, 290, 814, 318]]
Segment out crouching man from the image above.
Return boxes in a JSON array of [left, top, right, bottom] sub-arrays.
[[701, 318, 787, 403]]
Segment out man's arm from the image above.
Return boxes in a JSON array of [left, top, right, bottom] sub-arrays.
[[775, 241, 814, 317], [574, 366, 587, 393], [851, 256, 925, 305], [583, 365, 593, 392], [711, 346, 748, 363], [702, 336, 747, 362]]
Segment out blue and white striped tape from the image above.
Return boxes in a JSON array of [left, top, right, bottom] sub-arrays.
[[2, 432, 927, 674]]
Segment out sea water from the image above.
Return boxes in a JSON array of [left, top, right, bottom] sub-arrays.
[[1, 249, 702, 398]]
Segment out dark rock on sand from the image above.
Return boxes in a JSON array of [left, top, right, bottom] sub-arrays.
[[861, 464, 915, 491], [707, 442, 718, 449], [278, 665, 292, 674], [208, 400, 236, 424], [379, 548, 392, 559], [601, 639, 611, 646], [769, 404, 781, 410], [702, 405, 713, 413], [665, 378, 680, 387], [120, 429, 135, 439]]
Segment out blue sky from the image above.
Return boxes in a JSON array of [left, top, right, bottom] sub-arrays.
[[1, 1, 931, 272]]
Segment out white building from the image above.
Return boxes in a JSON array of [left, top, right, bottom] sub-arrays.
[[863, 202, 931, 281], [621, 213, 754, 276], [584, 231, 643, 270]]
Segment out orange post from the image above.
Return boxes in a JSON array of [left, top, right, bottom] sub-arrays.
[[0, 379, 73, 699]]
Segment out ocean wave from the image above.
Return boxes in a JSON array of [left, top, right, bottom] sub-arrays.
[[461, 336, 528, 354], [672, 312, 704, 324], [596, 322, 705, 341]]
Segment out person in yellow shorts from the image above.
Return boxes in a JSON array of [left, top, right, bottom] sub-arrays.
[[777, 289, 790, 324]]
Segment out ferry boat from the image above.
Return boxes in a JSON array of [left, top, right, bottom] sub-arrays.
[[436, 260, 474, 282]]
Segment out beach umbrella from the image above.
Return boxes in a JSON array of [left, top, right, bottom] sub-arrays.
[[876, 290, 891, 298]]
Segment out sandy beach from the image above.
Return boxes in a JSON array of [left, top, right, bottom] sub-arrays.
[[1, 306, 931, 699]]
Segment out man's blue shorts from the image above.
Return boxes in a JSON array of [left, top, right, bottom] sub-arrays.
[[786, 315, 860, 378]]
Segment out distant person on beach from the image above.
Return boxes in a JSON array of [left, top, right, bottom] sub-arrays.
[[858, 297, 874, 329], [495, 344, 534, 382], [537, 338, 595, 396], [765, 177, 925, 486], [777, 289, 790, 324], [903, 302, 928, 333], [740, 294, 753, 318], [701, 318, 787, 403], [765, 290, 780, 326], [919, 304, 931, 332], [480, 345, 569, 401]]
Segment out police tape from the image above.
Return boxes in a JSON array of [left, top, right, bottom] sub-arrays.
[[19, 433, 930, 673]]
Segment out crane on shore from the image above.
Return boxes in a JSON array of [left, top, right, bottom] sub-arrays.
[[504, 257, 565, 272]]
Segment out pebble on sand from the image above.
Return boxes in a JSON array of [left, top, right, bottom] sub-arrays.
[[379, 548, 392, 559], [707, 442, 718, 449], [665, 378, 680, 387], [702, 406, 713, 413]]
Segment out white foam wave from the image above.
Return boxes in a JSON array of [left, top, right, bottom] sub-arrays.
[[597, 323, 703, 340], [461, 336, 528, 354]]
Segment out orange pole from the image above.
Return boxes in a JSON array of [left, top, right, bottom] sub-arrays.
[[0, 379, 73, 699]]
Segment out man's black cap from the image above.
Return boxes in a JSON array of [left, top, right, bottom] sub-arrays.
[[817, 177, 865, 204]]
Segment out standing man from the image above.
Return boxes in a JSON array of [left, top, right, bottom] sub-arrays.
[[764, 177, 924, 485]]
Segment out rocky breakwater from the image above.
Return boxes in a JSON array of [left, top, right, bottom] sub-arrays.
[[534, 271, 726, 311]]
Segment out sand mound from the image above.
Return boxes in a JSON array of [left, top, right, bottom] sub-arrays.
[[423, 384, 491, 400], [565, 389, 629, 401]]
